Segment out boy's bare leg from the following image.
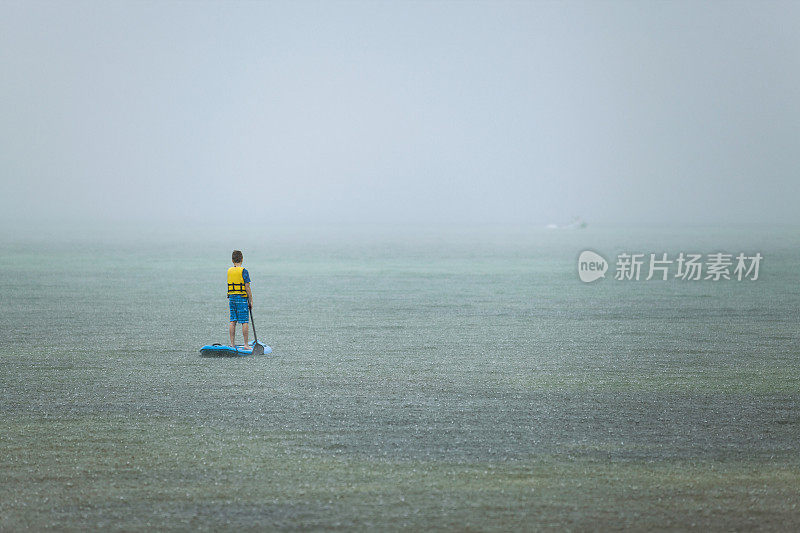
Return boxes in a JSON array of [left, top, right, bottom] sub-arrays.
[[229, 321, 236, 346], [242, 323, 250, 347]]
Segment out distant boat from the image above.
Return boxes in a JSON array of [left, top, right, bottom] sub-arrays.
[[546, 217, 587, 230]]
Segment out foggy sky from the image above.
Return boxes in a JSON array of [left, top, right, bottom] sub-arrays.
[[1, 0, 799, 229]]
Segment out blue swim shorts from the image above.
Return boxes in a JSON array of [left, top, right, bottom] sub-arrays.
[[229, 295, 249, 324]]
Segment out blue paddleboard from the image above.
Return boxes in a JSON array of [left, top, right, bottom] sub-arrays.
[[199, 341, 272, 357]]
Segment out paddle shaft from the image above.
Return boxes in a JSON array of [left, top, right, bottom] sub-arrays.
[[249, 300, 258, 343], [248, 300, 265, 355]]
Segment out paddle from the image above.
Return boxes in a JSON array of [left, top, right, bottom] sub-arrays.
[[248, 299, 265, 355]]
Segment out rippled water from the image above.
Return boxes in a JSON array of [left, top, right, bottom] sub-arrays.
[[1, 226, 799, 530]]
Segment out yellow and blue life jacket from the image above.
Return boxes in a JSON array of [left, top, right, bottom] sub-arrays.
[[227, 267, 248, 297]]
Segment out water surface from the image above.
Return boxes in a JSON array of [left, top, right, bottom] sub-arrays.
[[1, 226, 798, 530]]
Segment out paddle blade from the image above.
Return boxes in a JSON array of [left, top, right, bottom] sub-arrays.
[[251, 342, 265, 355]]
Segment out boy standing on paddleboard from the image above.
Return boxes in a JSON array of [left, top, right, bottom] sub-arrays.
[[228, 250, 253, 347]]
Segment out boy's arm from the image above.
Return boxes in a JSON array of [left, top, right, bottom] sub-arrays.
[[245, 282, 253, 308]]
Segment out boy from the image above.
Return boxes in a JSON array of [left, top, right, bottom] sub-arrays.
[[227, 250, 253, 347]]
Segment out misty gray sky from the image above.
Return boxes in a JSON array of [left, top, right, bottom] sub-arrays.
[[1, 0, 799, 229]]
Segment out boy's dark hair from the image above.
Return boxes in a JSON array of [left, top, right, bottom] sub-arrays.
[[232, 250, 243, 263]]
